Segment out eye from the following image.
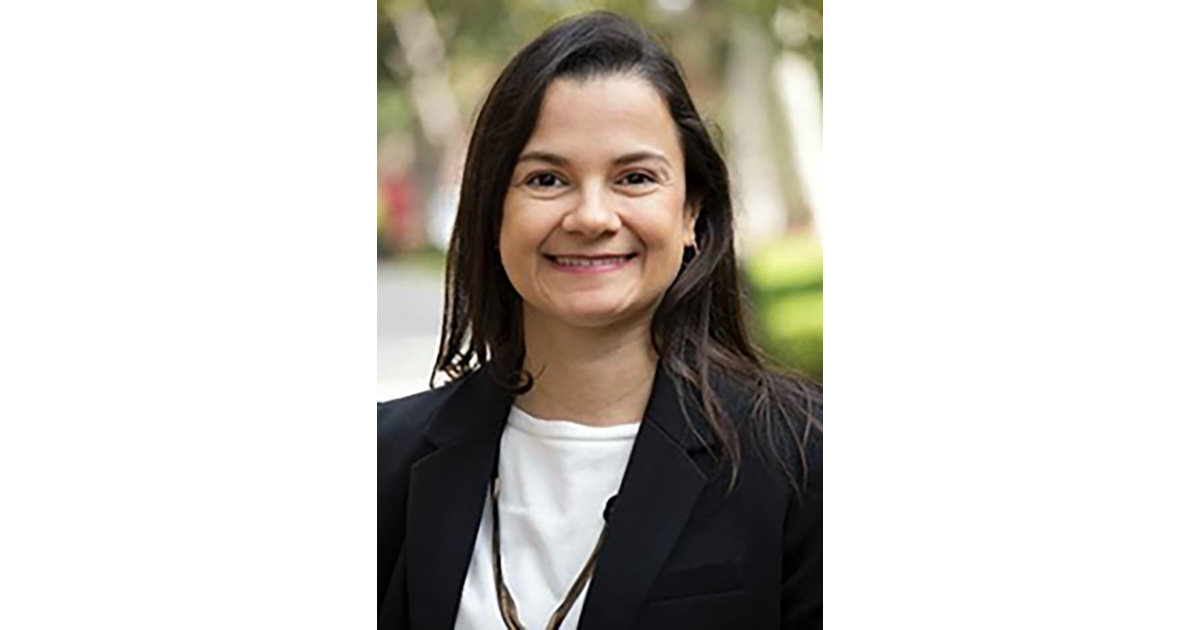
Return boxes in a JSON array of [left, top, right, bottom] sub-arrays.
[[618, 171, 658, 186], [525, 172, 567, 189]]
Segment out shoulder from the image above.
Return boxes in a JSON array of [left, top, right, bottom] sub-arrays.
[[377, 379, 464, 457], [769, 370, 821, 498], [377, 379, 472, 519], [715, 368, 822, 496]]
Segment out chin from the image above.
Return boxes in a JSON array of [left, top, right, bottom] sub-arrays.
[[532, 296, 624, 324], [553, 308, 627, 328], [546, 300, 643, 329]]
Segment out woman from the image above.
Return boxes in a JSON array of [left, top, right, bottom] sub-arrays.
[[379, 11, 821, 629]]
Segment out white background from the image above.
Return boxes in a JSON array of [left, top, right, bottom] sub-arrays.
[[3, 1, 1199, 627]]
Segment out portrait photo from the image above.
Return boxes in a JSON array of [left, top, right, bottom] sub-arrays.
[[378, 2, 823, 628]]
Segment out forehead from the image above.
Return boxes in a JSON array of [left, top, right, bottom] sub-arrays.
[[522, 74, 682, 164]]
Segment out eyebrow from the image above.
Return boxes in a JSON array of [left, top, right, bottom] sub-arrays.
[[515, 150, 671, 168]]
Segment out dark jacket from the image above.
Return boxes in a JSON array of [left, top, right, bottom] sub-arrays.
[[378, 366, 822, 629]]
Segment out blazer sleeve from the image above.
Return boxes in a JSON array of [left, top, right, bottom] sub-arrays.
[[781, 427, 822, 628]]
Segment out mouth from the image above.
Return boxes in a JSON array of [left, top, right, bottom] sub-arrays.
[[543, 253, 637, 272]]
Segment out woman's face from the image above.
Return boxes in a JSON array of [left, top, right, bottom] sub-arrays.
[[499, 74, 697, 330]]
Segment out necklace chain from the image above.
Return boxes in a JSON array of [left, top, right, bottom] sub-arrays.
[[490, 474, 610, 630]]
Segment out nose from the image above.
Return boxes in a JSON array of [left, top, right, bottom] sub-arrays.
[[561, 182, 621, 237]]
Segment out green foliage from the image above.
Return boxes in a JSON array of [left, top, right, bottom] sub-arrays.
[[378, 85, 414, 140], [744, 234, 823, 379]]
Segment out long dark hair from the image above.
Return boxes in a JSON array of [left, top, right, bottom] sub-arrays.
[[434, 11, 821, 494]]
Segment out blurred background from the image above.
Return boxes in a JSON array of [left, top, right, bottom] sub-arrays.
[[378, 0, 823, 400]]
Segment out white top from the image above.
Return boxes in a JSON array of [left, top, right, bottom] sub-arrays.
[[453, 405, 640, 630]]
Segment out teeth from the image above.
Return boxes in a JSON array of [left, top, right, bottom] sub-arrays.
[[553, 256, 628, 267]]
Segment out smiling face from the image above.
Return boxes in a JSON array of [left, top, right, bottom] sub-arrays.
[[498, 74, 698, 331]]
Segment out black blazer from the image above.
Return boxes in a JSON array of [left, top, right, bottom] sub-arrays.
[[378, 366, 821, 629]]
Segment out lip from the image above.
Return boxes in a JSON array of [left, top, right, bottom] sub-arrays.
[[543, 253, 637, 274]]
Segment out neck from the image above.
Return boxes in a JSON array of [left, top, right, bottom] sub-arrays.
[[516, 308, 657, 428]]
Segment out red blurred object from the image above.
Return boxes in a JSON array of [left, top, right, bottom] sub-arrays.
[[379, 171, 424, 252]]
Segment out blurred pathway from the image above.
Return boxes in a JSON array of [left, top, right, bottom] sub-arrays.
[[377, 261, 444, 402]]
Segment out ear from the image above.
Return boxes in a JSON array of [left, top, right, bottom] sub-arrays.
[[683, 200, 700, 246]]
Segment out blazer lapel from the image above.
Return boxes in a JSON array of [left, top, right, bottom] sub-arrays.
[[403, 370, 512, 629], [578, 366, 718, 629]]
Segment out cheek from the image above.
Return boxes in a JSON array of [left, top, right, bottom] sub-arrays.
[[498, 204, 550, 283], [634, 214, 687, 260], [497, 206, 522, 284], [658, 205, 693, 270], [653, 242, 685, 279]]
